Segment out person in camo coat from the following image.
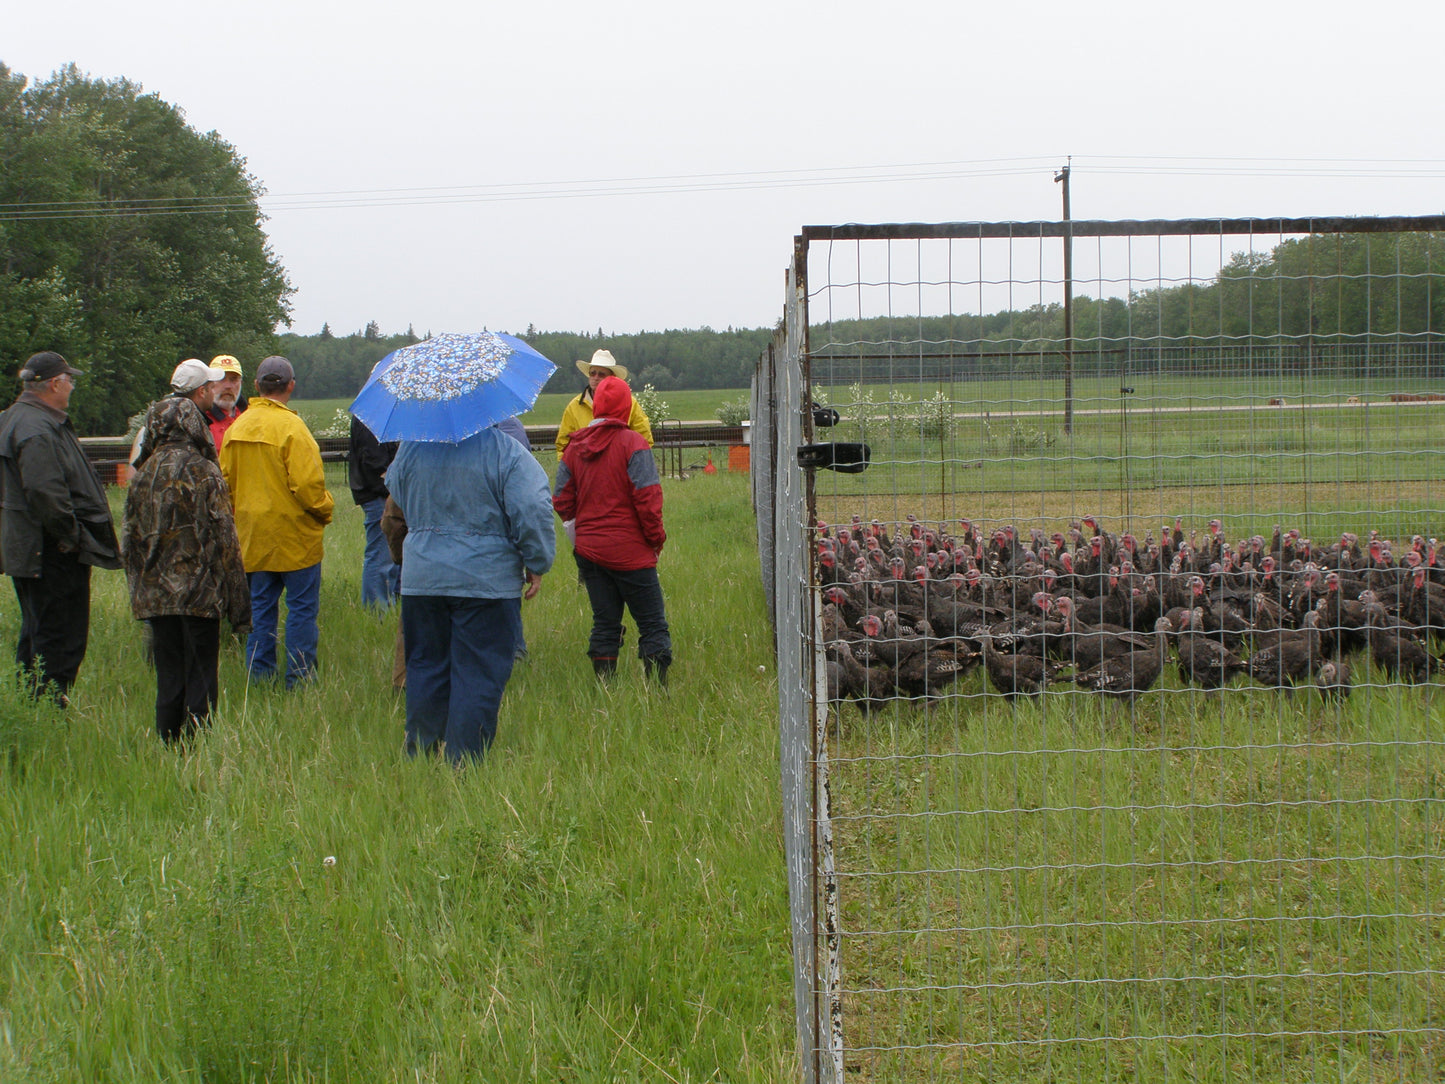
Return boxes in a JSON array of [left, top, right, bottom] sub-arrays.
[[123, 390, 251, 745]]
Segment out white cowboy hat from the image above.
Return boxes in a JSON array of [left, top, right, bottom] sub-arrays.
[[575, 349, 629, 382]]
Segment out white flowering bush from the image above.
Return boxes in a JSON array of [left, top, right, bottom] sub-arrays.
[[634, 383, 672, 426], [913, 390, 955, 441], [833, 383, 957, 446], [847, 381, 908, 442], [312, 407, 352, 439], [715, 395, 750, 426]]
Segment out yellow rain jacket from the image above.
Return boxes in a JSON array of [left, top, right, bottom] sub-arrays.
[[219, 397, 334, 571], [555, 391, 653, 458]]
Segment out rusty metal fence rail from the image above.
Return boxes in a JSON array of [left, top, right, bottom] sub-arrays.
[[759, 216, 1445, 1083]]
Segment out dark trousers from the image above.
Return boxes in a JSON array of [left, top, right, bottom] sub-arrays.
[[12, 547, 91, 698], [401, 595, 520, 763], [574, 553, 672, 663], [149, 615, 221, 744]]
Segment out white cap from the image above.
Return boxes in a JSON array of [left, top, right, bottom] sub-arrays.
[[171, 358, 226, 393]]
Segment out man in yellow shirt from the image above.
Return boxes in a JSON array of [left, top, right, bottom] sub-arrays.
[[554, 350, 653, 458], [220, 356, 334, 688]]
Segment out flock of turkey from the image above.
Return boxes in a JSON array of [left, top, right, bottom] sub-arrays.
[[818, 514, 1445, 711]]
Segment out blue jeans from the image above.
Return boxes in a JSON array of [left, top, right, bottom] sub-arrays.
[[360, 498, 401, 608], [402, 594, 520, 763], [574, 554, 672, 663], [246, 564, 322, 688]]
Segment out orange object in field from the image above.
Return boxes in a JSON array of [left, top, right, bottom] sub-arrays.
[[728, 445, 750, 472], [703, 454, 717, 475]]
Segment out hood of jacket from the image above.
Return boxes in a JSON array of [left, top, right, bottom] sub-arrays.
[[147, 396, 218, 463], [568, 416, 629, 461], [592, 376, 632, 423]]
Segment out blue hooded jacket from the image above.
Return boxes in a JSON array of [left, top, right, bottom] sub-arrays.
[[387, 427, 555, 598]]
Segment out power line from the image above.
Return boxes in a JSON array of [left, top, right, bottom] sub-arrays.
[[1, 155, 1442, 223]]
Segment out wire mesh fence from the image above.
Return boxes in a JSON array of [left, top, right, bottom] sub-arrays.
[[764, 216, 1445, 1082]]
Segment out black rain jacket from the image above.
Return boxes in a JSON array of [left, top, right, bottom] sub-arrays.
[[0, 392, 120, 578]]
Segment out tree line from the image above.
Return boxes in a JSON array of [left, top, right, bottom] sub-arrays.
[[811, 232, 1445, 383], [0, 63, 290, 435], [278, 323, 776, 401]]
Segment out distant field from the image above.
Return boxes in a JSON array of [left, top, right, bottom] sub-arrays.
[[294, 373, 1445, 433], [292, 386, 750, 431], [813, 373, 1445, 413]]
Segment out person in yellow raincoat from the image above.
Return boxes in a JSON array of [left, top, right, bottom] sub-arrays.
[[220, 356, 334, 688], [554, 350, 652, 458]]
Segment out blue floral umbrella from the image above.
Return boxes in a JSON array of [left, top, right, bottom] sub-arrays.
[[349, 331, 556, 443]]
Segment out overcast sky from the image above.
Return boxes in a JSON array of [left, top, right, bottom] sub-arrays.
[[8, 0, 1441, 338]]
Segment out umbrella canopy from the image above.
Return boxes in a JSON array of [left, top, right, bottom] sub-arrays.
[[349, 331, 556, 443]]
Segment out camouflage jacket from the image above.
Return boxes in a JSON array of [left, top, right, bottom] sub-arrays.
[[121, 397, 251, 628]]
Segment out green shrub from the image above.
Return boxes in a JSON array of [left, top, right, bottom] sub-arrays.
[[913, 390, 955, 441], [716, 395, 750, 426], [985, 418, 1056, 455]]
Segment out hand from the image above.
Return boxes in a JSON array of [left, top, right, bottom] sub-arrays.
[[523, 569, 543, 600]]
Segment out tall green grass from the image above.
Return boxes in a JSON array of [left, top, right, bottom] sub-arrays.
[[827, 680, 1445, 1081], [0, 467, 795, 1082], [8, 458, 1440, 1082]]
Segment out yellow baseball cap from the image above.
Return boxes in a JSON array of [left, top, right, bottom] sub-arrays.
[[210, 354, 243, 376]]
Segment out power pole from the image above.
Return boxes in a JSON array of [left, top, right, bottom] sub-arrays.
[[1055, 160, 1074, 435]]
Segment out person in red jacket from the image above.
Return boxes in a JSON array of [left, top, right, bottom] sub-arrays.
[[553, 376, 672, 684]]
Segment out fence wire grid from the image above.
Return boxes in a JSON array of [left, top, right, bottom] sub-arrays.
[[761, 216, 1445, 1083]]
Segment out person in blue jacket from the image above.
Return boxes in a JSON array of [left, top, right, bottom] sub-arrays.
[[386, 425, 555, 762]]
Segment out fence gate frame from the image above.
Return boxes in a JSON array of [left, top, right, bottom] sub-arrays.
[[761, 213, 1445, 1083]]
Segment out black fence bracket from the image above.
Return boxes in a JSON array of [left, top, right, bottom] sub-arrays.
[[797, 442, 870, 474]]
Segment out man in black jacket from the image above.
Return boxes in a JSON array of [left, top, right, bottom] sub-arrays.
[[348, 414, 400, 608], [0, 352, 121, 703]]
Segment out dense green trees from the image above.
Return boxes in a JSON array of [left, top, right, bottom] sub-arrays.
[[812, 232, 1445, 383], [276, 327, 420, 398], [0, 63, 291, 433], [528, 326, 772, 394], [276, 324, 775, 401]]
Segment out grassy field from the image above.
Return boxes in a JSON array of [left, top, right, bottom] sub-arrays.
[[4, 447, 1441, 1082], [811, 373, 1445, 413], [293, 370, 1445, 434], [825, 665, 1445, 1081], [0, 467, 796, 1082], [807, 377, 1445, 541]]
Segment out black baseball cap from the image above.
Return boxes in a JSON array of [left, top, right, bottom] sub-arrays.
[[19, 352, 83, 382]]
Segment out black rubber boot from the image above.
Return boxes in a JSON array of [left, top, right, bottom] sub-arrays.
[[591, 657, 617, 680], [642, 655, 671, 687]]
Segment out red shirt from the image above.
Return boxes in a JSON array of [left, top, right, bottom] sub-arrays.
[[206, 398, 247, 452]]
